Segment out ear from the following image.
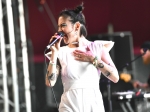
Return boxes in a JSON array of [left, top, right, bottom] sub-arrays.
[[75, 22, 81, 31]]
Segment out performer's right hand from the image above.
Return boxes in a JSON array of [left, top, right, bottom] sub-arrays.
[[49, 32, 63, 53]]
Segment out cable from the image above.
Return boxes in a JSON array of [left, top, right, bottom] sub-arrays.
[[44, 49, 59, 111]]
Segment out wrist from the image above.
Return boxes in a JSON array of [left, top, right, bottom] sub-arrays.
[[49, 60, 56, 66], [51, 52, 58, 62], [92, 56, 98, 67]]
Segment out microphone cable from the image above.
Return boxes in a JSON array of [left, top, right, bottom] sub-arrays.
[[44, 49, 59, 111]]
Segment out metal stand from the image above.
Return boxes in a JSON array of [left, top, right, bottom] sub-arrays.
[[107, 80, 112, 112]]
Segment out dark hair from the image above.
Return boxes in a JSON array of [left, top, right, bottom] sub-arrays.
[[141, 41, 150, 50], [58, 3, 87, 37]]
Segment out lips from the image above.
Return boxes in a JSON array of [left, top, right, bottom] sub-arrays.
[[63, 34, 68, 39]]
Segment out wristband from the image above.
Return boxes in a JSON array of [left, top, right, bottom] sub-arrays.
[[92, 56, 98, 67], [49, 61, 56, 65]]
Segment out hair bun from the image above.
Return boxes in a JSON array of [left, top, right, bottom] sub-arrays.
[[74, 4, 84, 14]]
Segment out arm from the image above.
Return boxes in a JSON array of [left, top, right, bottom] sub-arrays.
[[45, 52, 60, 87], [133, 80, 149, 89], [133, 75, 150, 89], [45, 33, 63, 87], [96, 46, 119, 83], [72, 43, 119, 83]]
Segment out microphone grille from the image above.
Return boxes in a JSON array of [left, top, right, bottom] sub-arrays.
[[143, 48, 148, 53], [57, 31, 64, 37]]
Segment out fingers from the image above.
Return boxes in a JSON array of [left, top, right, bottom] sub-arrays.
[[73, 50, 90, 62], [49, 33, 63, 44], [73, 53, 87, 62], [73, 52, 83, 59], [73, 51, 82, 56], [73, 50, 86, 56], [74, 50, 85, 53], [75, 54, 82, 58], [76, 57, 86, 61], [49, 33, 57, 43], [49, 33, 63, 51]]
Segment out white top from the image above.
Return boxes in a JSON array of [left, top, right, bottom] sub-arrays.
[[45, 40, 114, 112], [45, 40, 114, 90]]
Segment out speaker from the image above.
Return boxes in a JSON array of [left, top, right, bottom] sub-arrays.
[[87, 31, 134, 72]]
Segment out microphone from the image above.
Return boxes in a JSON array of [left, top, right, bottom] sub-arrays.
[[46, 31, 64, 50], [143, 48, 148, 53]]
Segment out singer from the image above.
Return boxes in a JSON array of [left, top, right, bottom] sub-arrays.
[[45, 2, 119, 112]]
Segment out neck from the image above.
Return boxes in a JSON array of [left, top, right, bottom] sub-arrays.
[[68, 42, 79, 48], [68, 36, 89, 48], [78, 36, 90, 47]]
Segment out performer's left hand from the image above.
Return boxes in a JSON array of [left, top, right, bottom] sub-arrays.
[[73, 46, 95, 63]]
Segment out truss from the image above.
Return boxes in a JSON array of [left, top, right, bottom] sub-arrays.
[[0, 0, 32, 112]]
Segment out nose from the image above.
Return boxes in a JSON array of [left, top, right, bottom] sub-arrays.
[[140, 49, 144, 54], [58, 29, 62, 32], [58, 26, 63, 32]]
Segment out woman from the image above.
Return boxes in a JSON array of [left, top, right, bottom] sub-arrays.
[[45, 3, 119, 112]]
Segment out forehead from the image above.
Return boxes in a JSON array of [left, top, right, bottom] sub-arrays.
[[58, 16, 71, 24]]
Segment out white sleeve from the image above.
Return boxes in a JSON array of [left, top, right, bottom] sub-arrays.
[[45, 51, 52, 60], [95, 40, 114, 52]]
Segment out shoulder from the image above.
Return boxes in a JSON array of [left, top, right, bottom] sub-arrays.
[[93, 40, 114, 52]]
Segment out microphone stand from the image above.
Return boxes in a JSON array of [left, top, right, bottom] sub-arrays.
[[105, 51, 146, 112], [107, 79, 112, 112], [120, 52, 146, 70]]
